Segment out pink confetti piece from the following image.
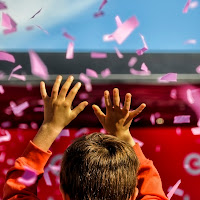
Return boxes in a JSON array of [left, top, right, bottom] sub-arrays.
[[136, 34, 148, 55], [18, 123, 29, 129], [30, 8, 42, 19], [167, 180, 181, 199], [26, 83, 33, 91], [94, 10, 104, 18], [10, 101, 29, 116], [48, 164, 61, 172], [6, 158, 14, 165], [196, 65, 200, 73], [155, 145, 161, 152], [56, 129, 70, 140], [18, 167, 37, 186], [100, 128, 106, 134], [1, 121, 11, 128], [176, 127, 182, 135], [141, 62, 149, 72], [115, 47, 124, 58], [103, 34, 114, 42], [0, 152, 5, 162], [167, 187, 184, 197], [112, 16, 139, 44], [0, 85, 4, 94], [44, 168, 52, 186], [0, 1, 7, 10], [189, 1, 198, 8], [0, 129, 11, 143], [1, 12, 16, 30], [8, 65, 26, 81], [91, 52, 107, 59], [150, 114, 155, 125], [86, 68, 98, 78], [79, 73, 91, 84], [191, 127, 200, 135], [98, 0, 107, 10], [128, 57, 137, 67], [158, 73, 177, 82], [30, 122, 38, 129], [66, 42, 74, 59], [115, 16, 122, 27], [35, 25, 48, 34], [33, 107, 44, 112], [29, 50, 49, 80], [101, 96, 105, 108], [3, 27, 17, 35], [130, 68, 151, 76], [0, 51, 15, 63], [26, 26, 34, 31], [101, 68, 111, 78], [174, 115, 190, 124], [133, 137, 144, 147], [184, 39, 196, 44], [63, 31, 75, 41], [75, 128, 89, 137], [187, 89, 194, 104], [183, 0, 191, 13], [85, 82, 92, 92], [134, 117, 142, 122], [197, 118, 200, 127], [170, 89, 177, 99], [79, 92, 89, 100]]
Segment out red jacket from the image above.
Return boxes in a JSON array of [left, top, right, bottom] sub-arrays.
[[3, 141, 169, 200]]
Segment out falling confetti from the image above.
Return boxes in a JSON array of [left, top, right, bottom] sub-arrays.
[[174, 115, 190, 124], [158, 73, 177, 82], [91, 52, 107, 59], [30, 8, 42, 19], [183, 0, 191, 13], [66, 42, 74, 59], [0, 1, 7, 10], [167, 180, 181, 199], [115, 47, 124, 58], [0, 51, 15, 63], [0, 85, 4, 94], [136, 34, 148, 55], [63, 31, 75, 41], [128, 57, 137, 67], [8, 65, 26, 81], [101, 68, 111, 78], [1, 12, 17, 34], [86, 68, 98, 78]]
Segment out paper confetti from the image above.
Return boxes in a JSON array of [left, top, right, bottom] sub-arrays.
[[63, 31, 75, 41], [29, 50, 49, 80], [103, 34, 115, 42], [174, 115, 190, 124], [0, 51, 15, 63], [141, 62, 149, 72], [91, 52, 107, 59], [26, 26, 34, 31], [0, 85, 4, 94], [35, 25, 48, 34], [17, 167, 37, 186], [30, 122, 38, 129], [130, 68, 151, 76], [155, 145, 161, 152], [158, 73, 177, 82], [1, 12, 16, 32], [44, 168, 52, 186], [112, 16, 139, 44], [136, 34, 148, 55], [167, 180, 181, 199], [0, 129, 11, 143], [170, 89, 177, 99], [75, 128, 89, 137], [150, 114, 156, 125], [94, 11, 104, 18], [133, 137, 144, 147], [101, 96, 106, 108], [1, 121, 11, 128], [79, 92, 89, 100], [8, 65, 26, 81], [183, 0, 191, 13], [187, 89, 194, 104], [128, 57, 137, 67], [30, 8, 42, 19], [176, 127, 182, 135], [191, 127, 200, 135], [189, 1, 198, 9], [101, 68, 111, 78], [56, 129, 70, 140], [115, 15, 122, 27], [79, 73, 91, 84], [66, 42, 74, 59], [85, 82, 92, 92], [86, 68, 98, 78], [196, 65, 200, 73], [98, 0, 107, 11], [0, 1, 7, 10], [0, 152, 5, 162], [115, 47, 124, 58], [10, 101, 29, 116], [184, 39, 196, 44]]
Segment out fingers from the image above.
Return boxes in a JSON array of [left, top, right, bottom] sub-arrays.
[[65, 82, 82, 105], [72, 101, 88, 119], [129, 103, 146, 119], [92, 104, 105, 125], [40, 81, 48, 99], [104, 90, 112, 109], [51, 75, 62, 100], [113, 88, 120, 107], [59, 76, 74, 99], [123, 93, 132, 111]]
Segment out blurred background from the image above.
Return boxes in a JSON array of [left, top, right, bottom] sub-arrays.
[[0, 0, 200, 199]]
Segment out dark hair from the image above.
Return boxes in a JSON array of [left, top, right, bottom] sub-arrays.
[[60, 133, 139, 200]]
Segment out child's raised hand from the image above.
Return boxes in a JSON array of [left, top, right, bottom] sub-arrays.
[[40, 75, 88, 132], [92, 88, 146, 145]]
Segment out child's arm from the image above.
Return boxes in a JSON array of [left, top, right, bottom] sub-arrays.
[[3, 75, 88, 200], [93, 88, 168, 200]]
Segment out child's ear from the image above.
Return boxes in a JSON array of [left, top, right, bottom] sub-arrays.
[[130, 187, 138, 200]]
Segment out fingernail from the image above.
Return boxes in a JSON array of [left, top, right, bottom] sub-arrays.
[[69, 75, 74, 80]]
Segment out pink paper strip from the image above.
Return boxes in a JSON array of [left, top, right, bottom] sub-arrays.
[[196, 65, 200, 73], [75, 128, 89, 137], [183, 0, 191, 13], [187, 89, 194, 104], [91, 52, 107, 59], [0, 85, 4, 94], [44, 168, 52, 186], [189, 1, 198, 8], [0, 152, 5, 162], [0, 51, 15, 63], [115, 47, 124, 58], [155, 145, 161, 152], [98, 0, 107, 10], [29, 50, 49, 80], [141, 62, 149, 72], [35, 25, 48, 34], [8, 65, 26, 81], [167, 180, 181, 199], [115, 16, 122, 27], [132, 137, 144, 147], [79, 73, 91, 84], [0, 129, 11, 143], [191, 127, 200, 135], [101, 96, 105, 108], [0, 2, 7, 9], [56, 129, 70, 140], [3, 27, 17, 35], [26, 26, 34, 31], [66, 42, 74, 59], [30, 8, 42, 19], [170, 89, 177, 99], [94, 11, 104, 18], [85, 82, 92, 92], [86, 68, 98, 78], [150, 114, 155, 125], [130, 68, 151, 76], [128, 57, 137, 67], [1, 12, 16, 29], [112, 16, 139, 44], [79, 92, 89, 100], [173, 115, 190, 124], [101, 68, 111, 78], [63, 31, 75, 41], [136, 34, 148, 55], [176, 127, 182, 135], [10, 101, 29, 115], [158, 73, 177, 82], [184, 39, 196, 44], [103, 34, 114, 42]]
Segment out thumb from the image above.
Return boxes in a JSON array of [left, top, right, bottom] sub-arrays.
[[92, 104, 105, 126]]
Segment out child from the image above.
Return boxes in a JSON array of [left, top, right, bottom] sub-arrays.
[[3, 75, 169, 200]]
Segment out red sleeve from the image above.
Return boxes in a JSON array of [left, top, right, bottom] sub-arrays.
[[133, 143, 169, 200], [3, 141, 52, 200]]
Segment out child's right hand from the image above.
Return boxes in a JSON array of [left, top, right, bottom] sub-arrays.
[[92, 88, 146, 146]]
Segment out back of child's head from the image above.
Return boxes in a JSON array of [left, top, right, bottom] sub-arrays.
[[60, 132, 139, 200]]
